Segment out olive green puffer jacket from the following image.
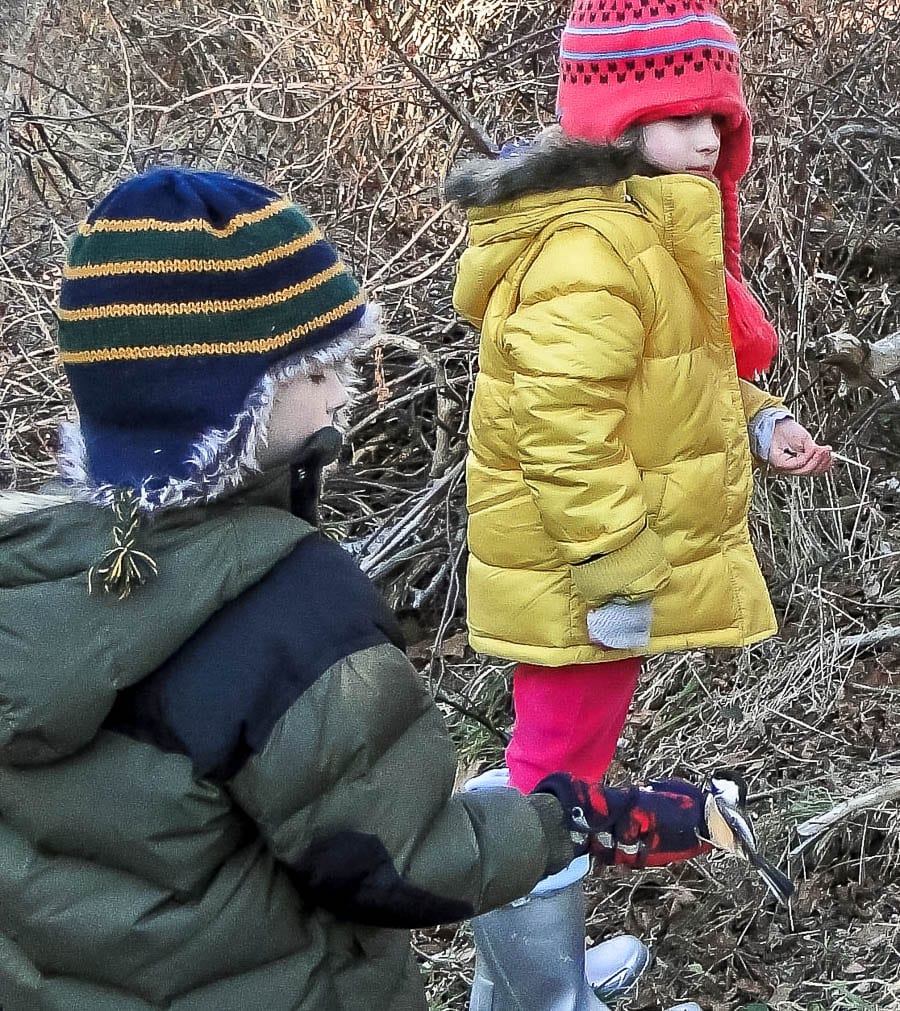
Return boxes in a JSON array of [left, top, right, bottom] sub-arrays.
[[0, 476, 570, 1010]]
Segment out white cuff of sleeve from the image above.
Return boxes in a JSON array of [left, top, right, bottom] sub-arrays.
[[748, 407, 793, 462], [587, 597, 652, 649], [530, 853, 591, 895], [462, 767, 511, 793]]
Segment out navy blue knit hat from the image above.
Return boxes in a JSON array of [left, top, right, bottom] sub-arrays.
[[57, 167, 366, 494]]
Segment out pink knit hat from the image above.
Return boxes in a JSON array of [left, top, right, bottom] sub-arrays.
[[557, 0, 777, 377]]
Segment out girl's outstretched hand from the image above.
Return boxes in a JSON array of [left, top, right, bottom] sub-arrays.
[[766, 419, 833, 476]]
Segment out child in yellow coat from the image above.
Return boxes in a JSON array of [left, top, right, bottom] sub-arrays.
[[448, 0, 831, 1007]]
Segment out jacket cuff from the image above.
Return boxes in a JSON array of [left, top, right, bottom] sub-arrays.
[[739, 378, 784, 422], [526, 793, 578, 877], [748, 406, 793, 462], [571, 526, 671, 606]]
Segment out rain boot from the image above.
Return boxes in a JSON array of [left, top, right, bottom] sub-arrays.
[[470, 856, 647, 1011], [469, 858, 704, 1011]]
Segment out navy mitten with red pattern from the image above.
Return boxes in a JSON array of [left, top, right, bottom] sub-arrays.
[[533, 773, 712, 869]]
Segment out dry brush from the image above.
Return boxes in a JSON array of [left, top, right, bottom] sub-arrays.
[[2, 1, 900, 1007]]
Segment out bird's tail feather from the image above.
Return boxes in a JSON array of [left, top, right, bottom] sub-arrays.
[[756, 860, 795, 904]]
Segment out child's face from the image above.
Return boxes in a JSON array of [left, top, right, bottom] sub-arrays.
[[259, 366, 351, 469], [639, 115, 721, 178]]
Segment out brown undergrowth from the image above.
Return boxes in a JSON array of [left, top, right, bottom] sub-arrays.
[[2, 1, 899, 1008]]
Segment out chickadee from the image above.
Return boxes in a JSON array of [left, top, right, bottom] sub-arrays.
[[702, 770, 795, 905]]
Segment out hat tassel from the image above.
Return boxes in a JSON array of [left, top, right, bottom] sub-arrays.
[[87, 488, 158, 599]]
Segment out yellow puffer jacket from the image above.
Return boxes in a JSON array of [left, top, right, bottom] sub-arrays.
[[453, 172, 779, 666]]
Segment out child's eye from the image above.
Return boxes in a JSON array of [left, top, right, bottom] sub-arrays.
[[309, 373, 326, 385]]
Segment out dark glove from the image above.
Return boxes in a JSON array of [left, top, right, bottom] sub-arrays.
[[534, 773, 713, 869]]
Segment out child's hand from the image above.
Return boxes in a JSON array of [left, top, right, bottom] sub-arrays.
[[766, 419, 833, 476], [532, 773, 713, 868]]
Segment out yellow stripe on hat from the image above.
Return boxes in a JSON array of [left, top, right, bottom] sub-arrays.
[[76, 197, 291, 237], [59, 294, 366, 364], [58, 262, 348, 322], [63, 227, 324, 279]]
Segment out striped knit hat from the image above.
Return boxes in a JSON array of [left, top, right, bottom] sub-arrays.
[[57, 167, 366, 496], [557, 0, 778, 378]]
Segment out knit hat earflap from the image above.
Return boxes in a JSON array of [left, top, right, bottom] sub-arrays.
[[557, 0, 777, 378]]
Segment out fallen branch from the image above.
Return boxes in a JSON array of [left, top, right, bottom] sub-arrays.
[[354, 459, 466, 575], [823, 330, 900, 390], [794, 777, 900, 850], [839, 624, 900, 650]]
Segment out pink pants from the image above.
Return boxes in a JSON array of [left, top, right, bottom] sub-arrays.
[[505, 659, 642, 792]]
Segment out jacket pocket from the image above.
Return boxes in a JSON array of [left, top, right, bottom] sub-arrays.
[[639, 470, 668, 522]]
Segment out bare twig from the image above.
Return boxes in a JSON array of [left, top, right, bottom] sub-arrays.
[[361, 0, 499, 157], [839, 624, 900, 650]]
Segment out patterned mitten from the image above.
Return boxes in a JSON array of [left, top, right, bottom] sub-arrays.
[[533, 773, 712, 868]]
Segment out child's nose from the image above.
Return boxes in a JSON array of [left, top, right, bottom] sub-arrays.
[[696, 120, 720, 154]]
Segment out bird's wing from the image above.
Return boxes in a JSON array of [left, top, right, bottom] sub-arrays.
[[711, 799, 796, 904]]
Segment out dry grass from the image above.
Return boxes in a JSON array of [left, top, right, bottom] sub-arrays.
[[2, 1, 899, 1008]]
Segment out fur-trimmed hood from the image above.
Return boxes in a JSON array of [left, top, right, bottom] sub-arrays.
[[448, 137, 674, 333], [445, 132, 649, 210]]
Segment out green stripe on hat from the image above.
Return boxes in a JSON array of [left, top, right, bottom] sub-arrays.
[[58, 270, 362, 357], [65, 205, 318, 271]]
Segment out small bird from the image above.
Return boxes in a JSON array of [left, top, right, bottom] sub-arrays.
[[702, 770, 795, 905]]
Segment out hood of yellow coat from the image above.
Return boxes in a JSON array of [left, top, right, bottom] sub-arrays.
[[448, 136, 650, 327], [453, 183, 625, 327]]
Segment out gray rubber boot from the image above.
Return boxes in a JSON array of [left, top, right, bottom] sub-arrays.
[[469, 877, 703, 1011], [471, 869, 658, 1011], [470, 878, 612, 1011]]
